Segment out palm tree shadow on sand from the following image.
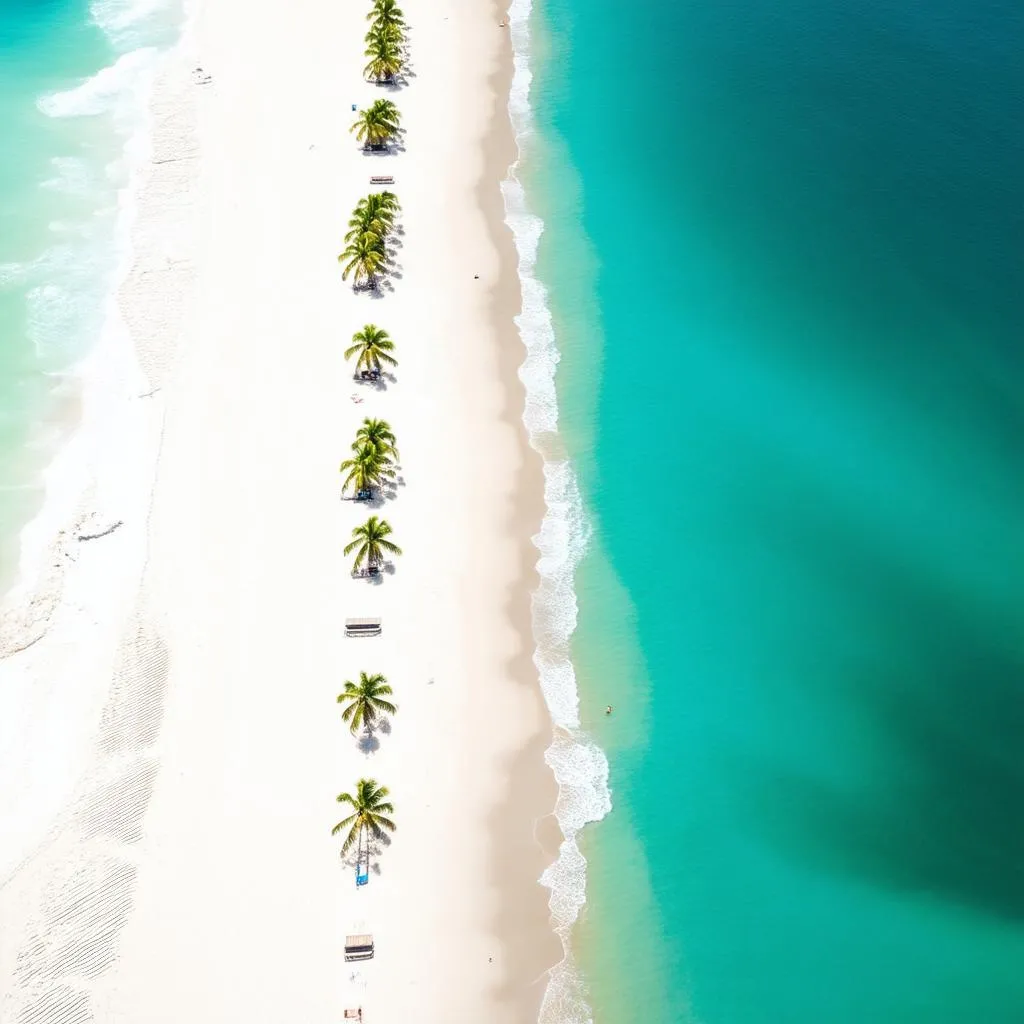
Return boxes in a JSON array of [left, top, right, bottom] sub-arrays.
[[357, 731, 381, 755], [361, 134, 406, 156], [340, 834, 392, 874]]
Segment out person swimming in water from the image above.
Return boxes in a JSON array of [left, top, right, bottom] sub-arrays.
[[605, 705, 613, 715]]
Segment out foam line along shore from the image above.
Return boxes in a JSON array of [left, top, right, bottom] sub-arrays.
[[501, 0, 613, 1020]]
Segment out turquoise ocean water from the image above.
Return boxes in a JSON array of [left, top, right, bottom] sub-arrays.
[[513, 0, 1024, 1021], [0, 0, 178, 590]]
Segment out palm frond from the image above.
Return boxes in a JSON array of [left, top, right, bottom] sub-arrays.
[[331, 811, 356, 836]]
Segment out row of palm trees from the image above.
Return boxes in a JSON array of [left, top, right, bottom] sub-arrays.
[[338, 190, 401, 290], [331, 0, 410, 871], [363, 0, 407, 84], [340, 418, 402, 576], [334, 676, 398, 852]]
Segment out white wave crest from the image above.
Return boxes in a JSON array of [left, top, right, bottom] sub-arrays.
[[38, 47, 160, 121], [502, 0, 611, 1020]]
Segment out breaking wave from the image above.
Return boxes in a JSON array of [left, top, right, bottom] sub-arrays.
[[501, 1, 612, 1021]]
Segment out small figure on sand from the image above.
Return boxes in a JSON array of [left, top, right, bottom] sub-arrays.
[[605, 705, 613, 716], [192, 65, 212, 85]]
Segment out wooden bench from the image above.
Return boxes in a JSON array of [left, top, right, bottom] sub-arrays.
[[345, 617, 382, 637]]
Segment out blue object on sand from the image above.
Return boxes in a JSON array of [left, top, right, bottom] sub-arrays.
[[356, 867, 368, 886]]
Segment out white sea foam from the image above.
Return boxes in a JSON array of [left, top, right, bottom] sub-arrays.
[[23, 8, 167, 381], [91, 0, 174, 46], [38, 47, 161, 121], [502, 0, 611, 1020]]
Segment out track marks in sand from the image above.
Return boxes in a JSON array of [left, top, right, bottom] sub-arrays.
[[1, 616, 169, 1023]]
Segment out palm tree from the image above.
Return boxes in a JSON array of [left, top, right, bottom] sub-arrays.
[[356, 191, 401, 231], [350, 99, 401, 150], [364, 30, 403, 83], [345, 515, 402, 572], [339, 442, 393, 497], [356, 417, 399, 461], [331, 778, 396, 855], [345, 213, 389, 247], [344, 217, 386, 248], [346, 324, 398, 374], [365, 19, 404, 46], [338, 231, 386, 288], [345, 193, 400, 246], [367, 0, 405, 29], [337, 672, 397, 733]]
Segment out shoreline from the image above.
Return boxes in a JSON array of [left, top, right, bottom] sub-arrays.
[[1, 0, 567, 1018], [476, 0, 565, 1015]]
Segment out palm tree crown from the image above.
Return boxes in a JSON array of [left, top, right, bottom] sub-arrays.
[[331, 778, 396, 854], [345, 211, 388, 246], [338, 231, 386, 288], [346, 324, 398, 373], [368, 0, 405, 29], [350, 99, 401, 149], [344, 515, 402, 571], [337, 672, 397, 733], [339, 441, 393, 496], [364, 30, 403, 83], [357, 191, 401, 228], [339, 195, 400, 289], [356, 417, 399, 461], [365, 20, 404, 47]]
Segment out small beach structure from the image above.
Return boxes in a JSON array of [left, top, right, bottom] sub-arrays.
[[345, 935, 375, 962], [370, 175, 394, 185], [345, 617, 382, 637], [343, 1010, 363, 1021]]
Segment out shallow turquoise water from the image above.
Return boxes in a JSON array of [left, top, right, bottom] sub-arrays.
[[0, 0, 178, 585], [527, 0, 1024, 1019], [0, 0, 104, 577]]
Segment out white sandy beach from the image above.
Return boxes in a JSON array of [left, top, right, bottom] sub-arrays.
[[0, 0, 560, 1019]]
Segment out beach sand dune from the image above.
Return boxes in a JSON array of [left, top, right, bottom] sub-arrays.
[[0, 0, 560, 1019]]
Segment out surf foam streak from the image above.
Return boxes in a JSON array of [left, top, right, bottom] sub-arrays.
[[501, 0, 612, 1021], [38, 47, 161, 120]]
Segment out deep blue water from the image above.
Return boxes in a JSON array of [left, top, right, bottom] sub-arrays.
[[528, 0, 1024, 1019]]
